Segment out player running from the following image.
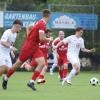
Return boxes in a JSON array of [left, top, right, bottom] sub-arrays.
[[0, 19, 22, 78], [2, 9, 51, 91], [53, 31, 68, 81], [22, 29, 53, 84], [55, 27, 95, 85]]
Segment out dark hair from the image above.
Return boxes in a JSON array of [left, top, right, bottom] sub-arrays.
[[13, 19, 23, 26], [42, 9, 51, 17], [45, 29, 52, 33], [75, 27, 83, 32]]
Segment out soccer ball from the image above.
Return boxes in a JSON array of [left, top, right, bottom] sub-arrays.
[[90, 77, 99, 86]]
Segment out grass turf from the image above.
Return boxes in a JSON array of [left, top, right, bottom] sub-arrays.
[[0, 71, 100, 100]]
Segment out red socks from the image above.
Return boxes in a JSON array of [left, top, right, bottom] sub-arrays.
[[39, 74, 44, 79], [63, 69, 68, 78], [32, 71, 40, 81], [6, 68, 15, 78], [59, 69, 68, 79], [59, 70, 63, 79]]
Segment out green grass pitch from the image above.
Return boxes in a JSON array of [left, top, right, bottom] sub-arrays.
[[0, 71, 100, 100]]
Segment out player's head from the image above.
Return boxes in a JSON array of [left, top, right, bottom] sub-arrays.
[[12, 19, 23, 33], [75, 27, 84, 37], [42, 9, 51, 23], [58, 31, 65, 40], [45, 29, 52, 38]]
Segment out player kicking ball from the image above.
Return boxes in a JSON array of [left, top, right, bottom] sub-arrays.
[[55, 27, 95, 85]]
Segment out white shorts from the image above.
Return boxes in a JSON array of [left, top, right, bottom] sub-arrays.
[[53, 52, 58, 64], [67, 54, 80, 66], [0, 53, 12, 68]]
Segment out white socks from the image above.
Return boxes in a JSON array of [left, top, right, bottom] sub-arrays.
[[30, 80, 35, 83], [4, 75, 8, 81], [50, 63, 57, 71], [66, 68, 77, 81]]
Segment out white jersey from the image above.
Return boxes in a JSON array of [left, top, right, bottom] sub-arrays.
[[63, 35, 85, 56], [0, 29, 17, 54]]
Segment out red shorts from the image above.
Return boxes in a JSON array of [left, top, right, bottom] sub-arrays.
[[19, 47, 44, 62], [58, 55, 68, 66], [30, 57, 48, 67]]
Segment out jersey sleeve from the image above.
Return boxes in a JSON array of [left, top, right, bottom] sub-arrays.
[[80, 38, 85, 48], [0, 30, 9, 42], [62, 36, 70, 44]]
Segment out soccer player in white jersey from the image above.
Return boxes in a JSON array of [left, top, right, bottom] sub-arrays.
[[50, 37, 59, 75], [0, 20, 22, 88], [55, 27, 95, 85]]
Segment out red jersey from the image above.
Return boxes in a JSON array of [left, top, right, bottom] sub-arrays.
[[52, 37, 60, 49], [22, 19, 46, 50], [54, 39, 68, 56], [19, 19, 46, 62], [39, 41, 50, 58]]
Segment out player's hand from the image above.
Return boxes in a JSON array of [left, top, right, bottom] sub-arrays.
[[49, 37, 53, 42], [53, 46, 57, 50], [10, 46, 18, 52], [10, 51, 15, 59], [90, 48, 96, 52]]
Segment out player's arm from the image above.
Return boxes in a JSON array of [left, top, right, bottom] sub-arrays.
[[10, 50, 15, 59], [55, 41, 63, 49], [0, 41, 11, 48], [55, 37, 69, 49], [39, 30, 53, 41], [81, 48, 96, 53], [0, 41, 18, 53], [0, 31, 12, 48], [0, 32, 18, 53], [80, 38, 96, 53]]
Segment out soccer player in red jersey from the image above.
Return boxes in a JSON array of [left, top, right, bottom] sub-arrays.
[[53, 31, 69, 81], [37, 29, 53, 84], [22, 29, 53, 84], [2, 9, 51, 91]]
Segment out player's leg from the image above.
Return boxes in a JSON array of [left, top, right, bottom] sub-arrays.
[[0, 55, 9, 76], [62, 56, 80, 85], [2, 58, 23, 89], [37, 60, 48, 84], [0, 66, 8, 76], [58, 65, 63, 81], [21, 62, 32, 71], [0, 55, 14, 89], [21, 59, 37, 71], [37, 65, 47, 84], [27, 57, 45, 91], [62, 57, 69, 79], [50, 53, 58, 75], [62, 63, 68, 79], [27, 49, 45, 91], [2, 49, 32, 90]]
